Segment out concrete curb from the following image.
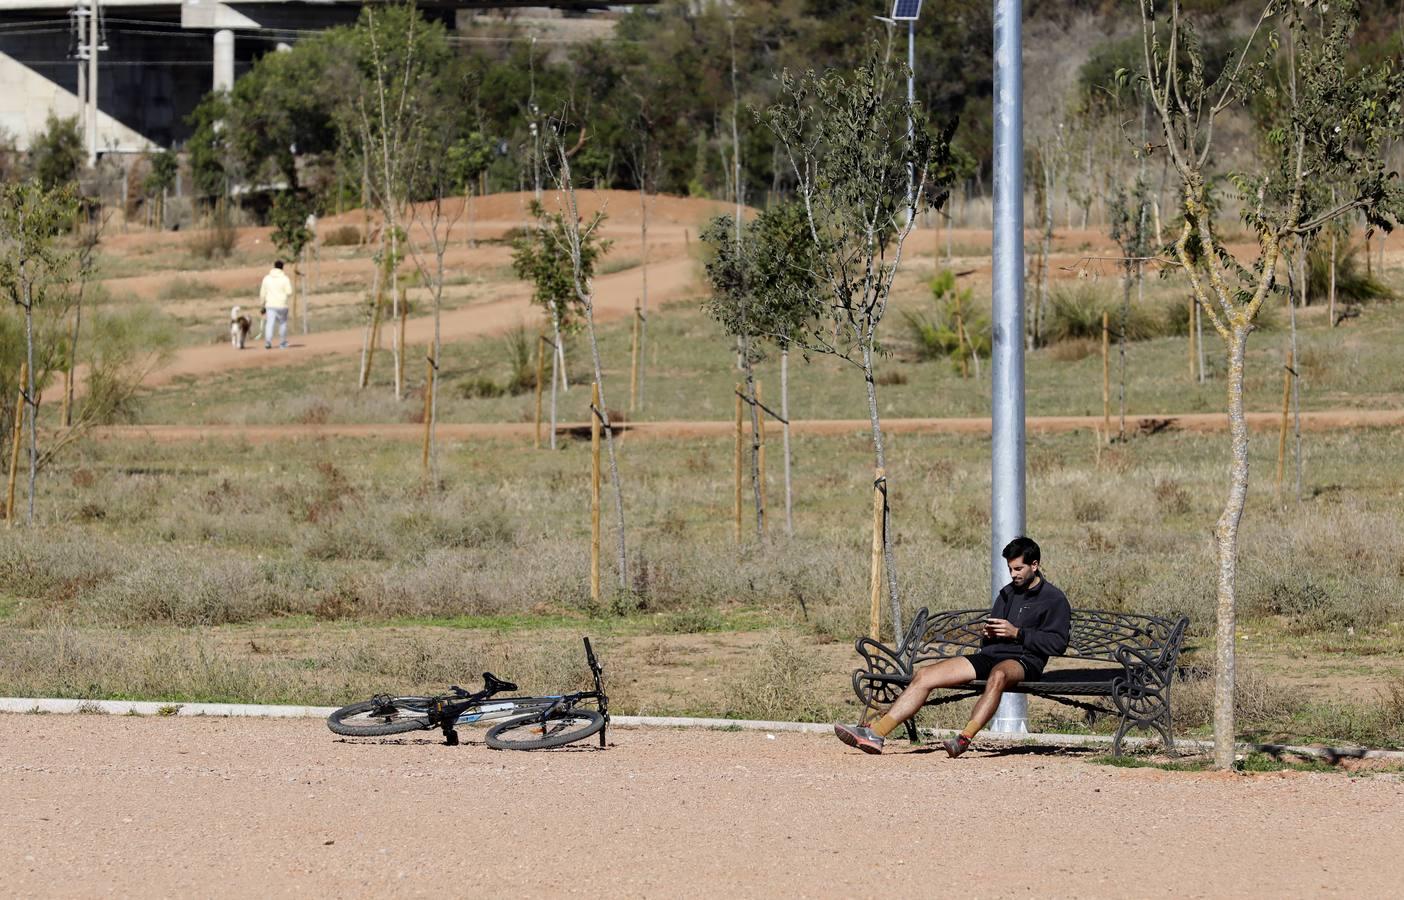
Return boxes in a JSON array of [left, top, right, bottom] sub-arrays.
[[4, 698, 1402, 761]]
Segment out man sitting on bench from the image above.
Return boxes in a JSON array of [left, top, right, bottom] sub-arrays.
[[834, 536, 1072, 758]]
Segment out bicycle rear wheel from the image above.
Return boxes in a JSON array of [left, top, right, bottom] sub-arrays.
[[485, 708, 604, 750], [327, 698, 433, 736]]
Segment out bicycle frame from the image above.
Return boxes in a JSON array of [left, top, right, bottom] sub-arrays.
[[414, 637, 609, 747]]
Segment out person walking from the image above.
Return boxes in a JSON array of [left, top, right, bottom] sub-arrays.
[[833, 537, 1071, 758], [259, 260, 294, 349]]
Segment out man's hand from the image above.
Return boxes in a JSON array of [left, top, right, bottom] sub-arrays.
[[982, 617, 1019, 640]]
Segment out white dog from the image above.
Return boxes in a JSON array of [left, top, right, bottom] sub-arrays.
[[230, 306, 253, 350]]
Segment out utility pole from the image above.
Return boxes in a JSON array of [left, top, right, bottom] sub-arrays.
[[71, 3, 88, 124], [87, 0, 99, 165], [989, 0, 1027, 734]]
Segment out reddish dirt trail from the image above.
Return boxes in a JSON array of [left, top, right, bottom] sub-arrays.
[[1, 715, 1398, 898], [141, 253, 697, 388], [89, 409, 1404, 444]]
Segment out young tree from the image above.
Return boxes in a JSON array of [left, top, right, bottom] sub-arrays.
[[446, 132, 494, 248], [344, 2, 452, 400], [511, 201, 600, 451], [548, 125, 628, 593], [0, 181, 77, 524], [703, 201, 822, 538], [1137, 0, 1403, 769], [62, 211, 106, 427], [407, 149, 469, 484], [142, 150, 179, 230], [761, 43, 954, 638]]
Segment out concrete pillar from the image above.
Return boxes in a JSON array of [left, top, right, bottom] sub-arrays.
[[213, 29, 234, 93]]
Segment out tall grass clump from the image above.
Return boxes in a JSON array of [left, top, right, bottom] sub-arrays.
[[904, 270, 989, 372], [1309, 241, 1396, 305]]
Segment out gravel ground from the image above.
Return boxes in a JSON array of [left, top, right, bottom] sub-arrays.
[[2, 714, 1399, 898]]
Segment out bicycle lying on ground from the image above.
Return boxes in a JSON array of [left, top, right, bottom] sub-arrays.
[[326, 637, 608, 750]]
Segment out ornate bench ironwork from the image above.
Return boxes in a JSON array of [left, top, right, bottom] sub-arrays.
[[851, 607, 1189, 755]]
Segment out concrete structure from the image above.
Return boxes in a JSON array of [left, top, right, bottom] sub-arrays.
[[0, 1, 658, 153]]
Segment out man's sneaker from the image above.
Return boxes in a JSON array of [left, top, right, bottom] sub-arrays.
[[943, 734, 971, 758], [833, 723, 884, 754], [264, 342, 272, 350]]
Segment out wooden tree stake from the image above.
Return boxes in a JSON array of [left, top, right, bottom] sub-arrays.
[[734, 383, 743, 545], [1275, 350, 1293, 502], [629, 303, 641, 412], [1101, 310, 1111, 438], [421, 352, 434, 473], [756, 380, 766, 535], [6, 362, 26, 527], [869, 467, 886, 640], [591, 382, 602, 606], [534, 333, 546, 449]]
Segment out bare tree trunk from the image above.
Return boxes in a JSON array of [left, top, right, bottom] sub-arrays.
[[861, 341, 901, 642], [358, 244, 387, 390], [1196, 301, 1207, 383], [1328, 221, 1337, 327], [1213, 327, 1251, 771], [65, 292, 82, 428], [1118, 264, 1130, 442], [430, 257, 443, 484], [1036, 160, 1053, 347], [24, 280, 36, 524], [390, 223, 403, 400], [549, 312, 562, 450], [743, 347, 763, 539], [781, 344, 793, 538], [1081, 137, 1093, 229], [637, 178, 649, 411]]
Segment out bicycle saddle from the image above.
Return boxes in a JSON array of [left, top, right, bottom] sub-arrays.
[[481, 672, 518, 694]]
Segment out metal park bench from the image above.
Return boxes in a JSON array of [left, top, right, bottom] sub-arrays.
[[851, 607, 1190, 755]]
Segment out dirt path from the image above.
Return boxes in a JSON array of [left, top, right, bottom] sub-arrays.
[[141, 253, 698, 388], [1, 715, 1397, 898], [88, 408, 1404, 444]]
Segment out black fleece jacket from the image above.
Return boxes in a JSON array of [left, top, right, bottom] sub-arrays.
[[979, 577, 1072, 679]]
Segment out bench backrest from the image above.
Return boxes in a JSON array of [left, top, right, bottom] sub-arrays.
[[905, 607, 1181, 668]]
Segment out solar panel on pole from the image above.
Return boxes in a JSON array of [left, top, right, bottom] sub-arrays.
[[891, 0, 922, 20]]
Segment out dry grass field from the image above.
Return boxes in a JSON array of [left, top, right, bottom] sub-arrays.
[[3, 191, 1402, 751]]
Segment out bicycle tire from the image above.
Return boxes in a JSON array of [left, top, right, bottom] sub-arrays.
[[485, 708, 604, 750], [327, 698, 434, 736]]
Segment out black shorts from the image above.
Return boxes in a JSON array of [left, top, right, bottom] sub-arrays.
[[965, 653, 1030, 681]]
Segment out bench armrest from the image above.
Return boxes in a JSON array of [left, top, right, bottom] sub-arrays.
[[851, 635, 912, 708]]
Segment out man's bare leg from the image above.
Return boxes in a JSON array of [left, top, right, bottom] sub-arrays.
[[945, 659, 1025, 758], [873, 657, 980, 735], [836, 657, 979, 753]]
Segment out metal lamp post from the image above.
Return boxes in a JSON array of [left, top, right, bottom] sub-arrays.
[[989, 0, 1028, 734]]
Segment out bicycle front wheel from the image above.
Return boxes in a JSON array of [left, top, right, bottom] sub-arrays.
[[327, 698, 433, 736], [485, 708, 604, 750]]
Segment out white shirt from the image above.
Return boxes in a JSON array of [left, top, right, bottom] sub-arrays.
[[259, 268, 294, 310]]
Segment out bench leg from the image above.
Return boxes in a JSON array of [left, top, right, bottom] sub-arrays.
[[1111, 717, 1132, 757]]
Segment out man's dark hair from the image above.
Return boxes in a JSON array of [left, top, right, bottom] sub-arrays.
[[274, 259, 285, 269], [1002, 536, 1040, 565]]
